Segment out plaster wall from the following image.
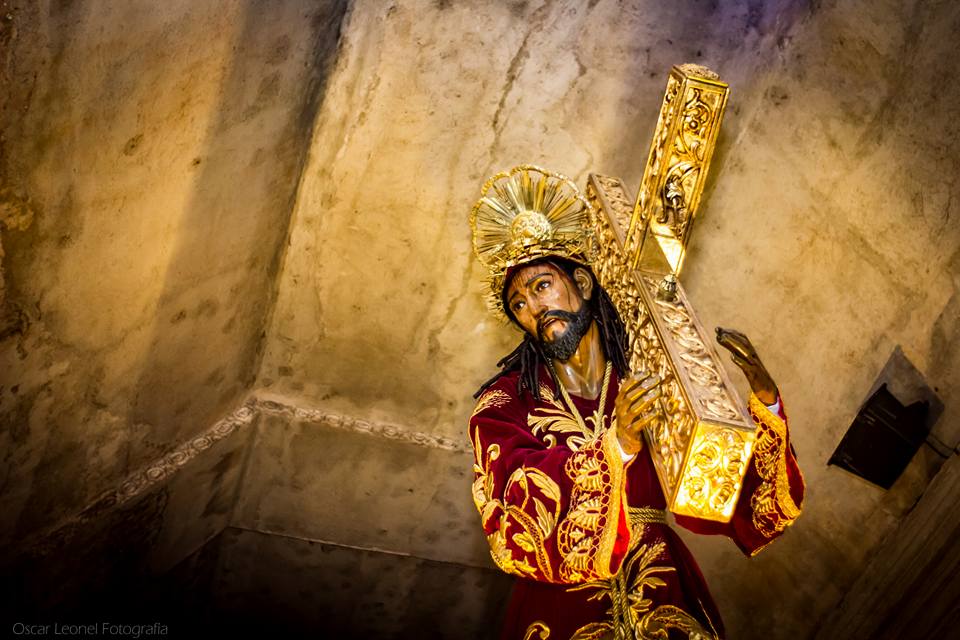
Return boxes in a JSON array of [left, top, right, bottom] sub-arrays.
[[0, 0, 346, 547], [5, 408, 255, 616], [258, 0, 960, 638], [235, 404, 491, 568]]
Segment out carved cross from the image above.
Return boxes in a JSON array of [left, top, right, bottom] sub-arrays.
[[586, 64, 754, 522]]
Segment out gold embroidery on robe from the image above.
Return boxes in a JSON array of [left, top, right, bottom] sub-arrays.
[[471, 386, 628, 585], [748, 394, 803, 538], [472, 389, 511, 418], [523, 621, 551, 640], [472, 405, 564, 581], [568, 542, 716, 640], [557, 429, 627, 582], [528, 384, 608, 451]]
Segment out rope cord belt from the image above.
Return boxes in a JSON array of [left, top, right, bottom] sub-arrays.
[[628, 507, 668, 526]]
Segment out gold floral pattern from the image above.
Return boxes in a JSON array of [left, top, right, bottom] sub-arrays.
[[558, 429, 628, 582], [524, 621, 551, 640], [472, 389, 511, 418], [472, 391, 565, 581], [748, 394, 803, 538], [470, 383, 630, 586], [528, 384, 609, 451], [568, 542, 716, 640], [488, 471, 563, 580]]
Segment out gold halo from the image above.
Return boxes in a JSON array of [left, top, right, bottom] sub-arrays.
[[470, 165, 592, 270], [469, 165, 595, 319]]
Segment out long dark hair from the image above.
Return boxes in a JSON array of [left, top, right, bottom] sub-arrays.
[[474, 258, 629, 400]]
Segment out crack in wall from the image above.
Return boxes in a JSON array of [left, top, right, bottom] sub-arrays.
[[228, 524, 496, 572], [485, 0, 555, 174]]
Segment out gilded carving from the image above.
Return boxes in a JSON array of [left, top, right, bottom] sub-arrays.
[[642, 276, 740, 422], [674, 422, 753, 520], [470, 165, 596, 320], [627, 66, 729, 275], [587, 151, 756, 522]]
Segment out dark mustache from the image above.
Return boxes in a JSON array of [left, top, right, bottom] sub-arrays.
[[537, 310, 577, 337]]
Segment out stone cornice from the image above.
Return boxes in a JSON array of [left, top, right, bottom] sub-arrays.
[[252, 394, 469, 453], [11, 394, 469, 562], [13, 402, 259, 561]]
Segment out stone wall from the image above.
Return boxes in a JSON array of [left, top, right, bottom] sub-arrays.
[[677, 0, 960, 635], [258, 0, 807, 443], [0, 0, 346, 556]]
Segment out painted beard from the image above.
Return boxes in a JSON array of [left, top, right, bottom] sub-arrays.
[[537, 302, 593, 361]]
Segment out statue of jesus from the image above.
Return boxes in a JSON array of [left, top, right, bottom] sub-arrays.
[[468, 166, 804, 640]]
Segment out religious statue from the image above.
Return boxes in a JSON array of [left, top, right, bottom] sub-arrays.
[[467, 65, 803, 640], [467, 164, 803, 640]]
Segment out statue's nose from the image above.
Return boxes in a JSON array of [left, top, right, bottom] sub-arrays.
[[529, 299, 547, 319]]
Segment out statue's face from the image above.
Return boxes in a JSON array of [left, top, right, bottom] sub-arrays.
[[506, 262, 593, 360]]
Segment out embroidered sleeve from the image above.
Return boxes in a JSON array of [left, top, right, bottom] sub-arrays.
[[469, 386, 631, 584], [746, 394, 804, 541], [674, 392, 805, 556]]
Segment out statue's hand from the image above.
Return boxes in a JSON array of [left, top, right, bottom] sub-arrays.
[[614, 370, 662, 456], [715, 327, 778, 405]]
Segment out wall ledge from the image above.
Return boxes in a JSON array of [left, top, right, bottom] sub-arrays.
[[252, 391, 470, 453], [10, 393, 471, 566]]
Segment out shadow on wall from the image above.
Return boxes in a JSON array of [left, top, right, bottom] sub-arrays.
[[0, 407, 513, 639], [128, 0, 348, 464], [0, 0, 344, 548], [1, 0, 349, 627]]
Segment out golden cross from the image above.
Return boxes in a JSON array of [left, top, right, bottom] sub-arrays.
[[586, 64, 755, 522]]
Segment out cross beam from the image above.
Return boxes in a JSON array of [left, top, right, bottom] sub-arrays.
[[587, 64, 754, 522]]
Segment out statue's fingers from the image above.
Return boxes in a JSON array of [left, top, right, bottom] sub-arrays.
[[730, 353, 751, 370], [629, 387, 660, 412], [628, 409, 660, 433], [715, 328, 736, 351], [623, 375, 651, 399], [639, 372, 661, 390], [716, 326, 744, 341], [626, 376, 660, 404], [729, 329, 757, 355], [632, 386, 660, 406], [618, 377, 644, 399], [717, 329, 753, 360]]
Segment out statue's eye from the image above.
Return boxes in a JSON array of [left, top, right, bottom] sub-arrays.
[[512, 300, 525, 313], [535, 279, 550, 292]]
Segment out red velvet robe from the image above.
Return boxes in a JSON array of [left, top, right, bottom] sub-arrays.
[[469, 364, 804, 640]]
